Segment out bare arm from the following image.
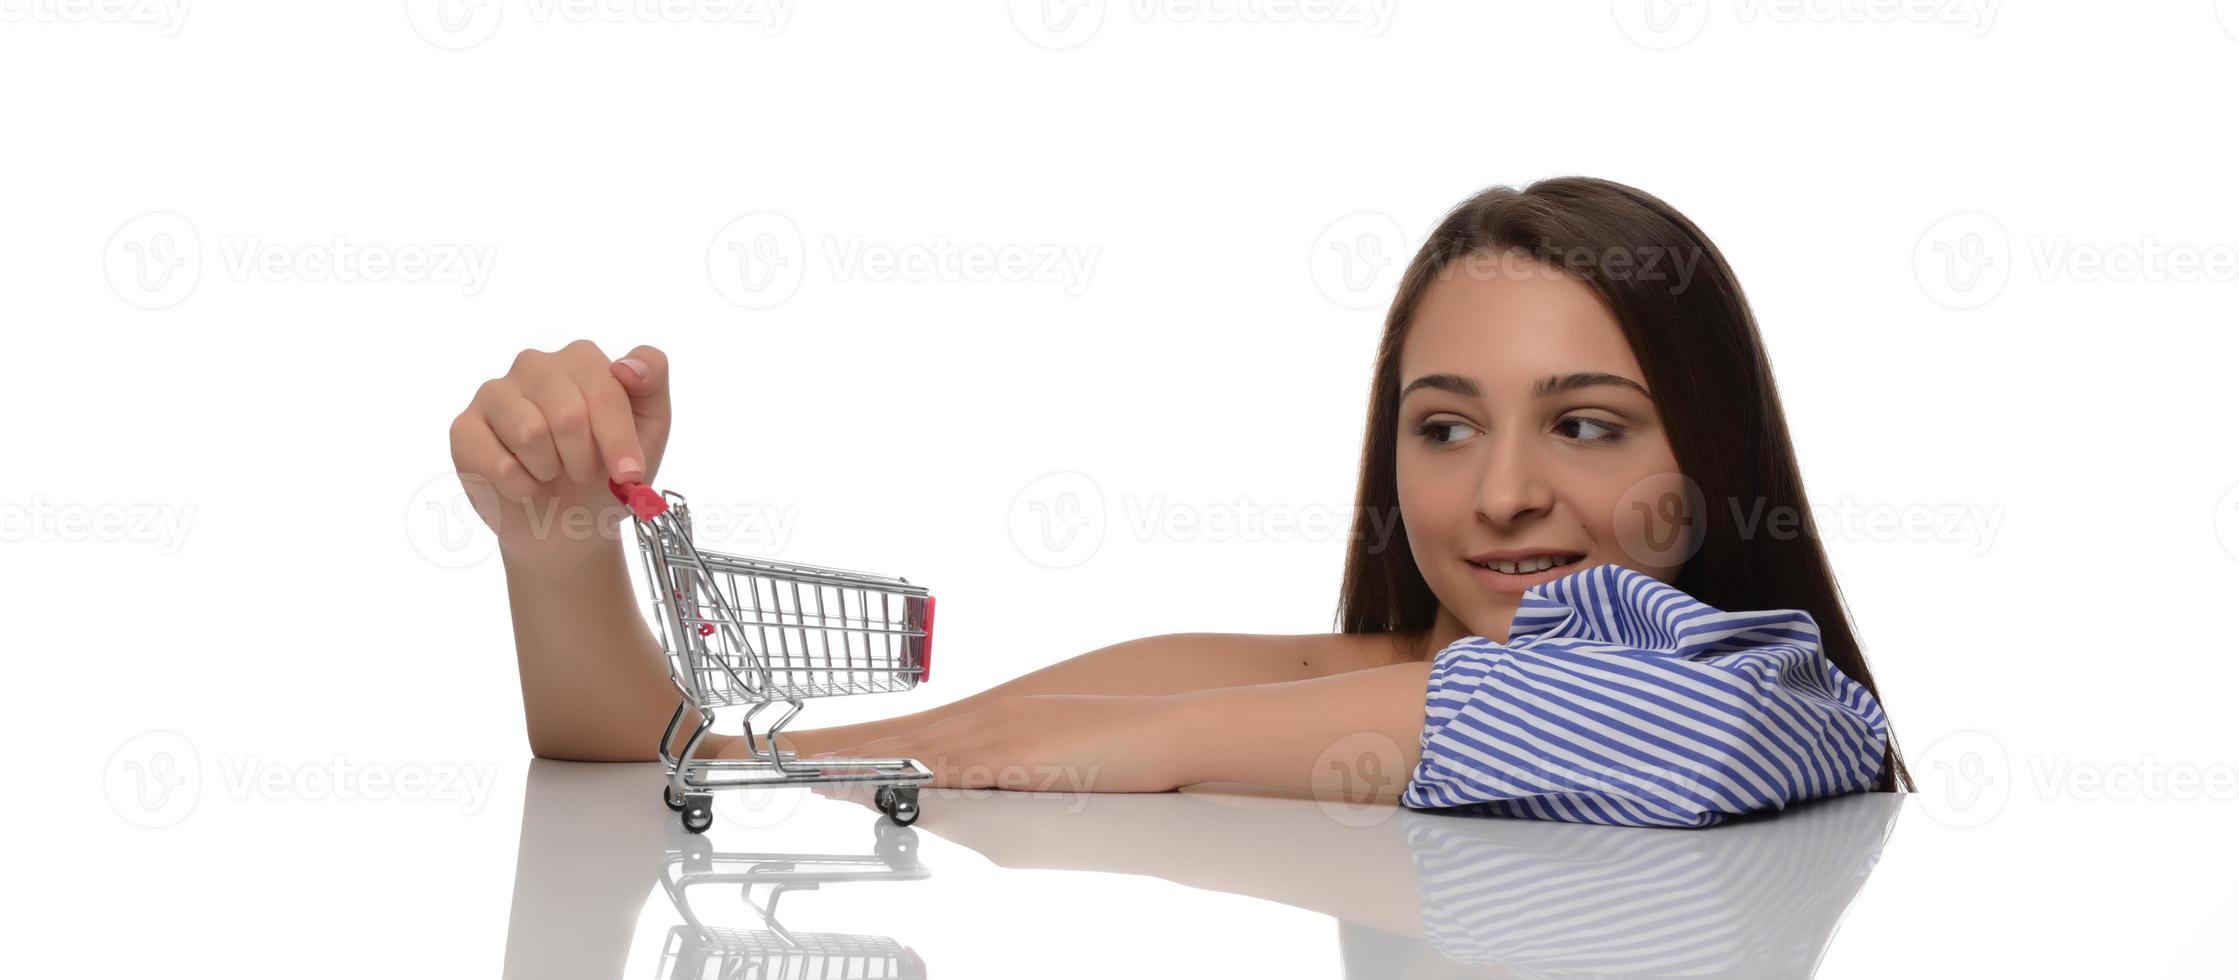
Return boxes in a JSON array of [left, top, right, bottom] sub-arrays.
[[804, 659, 1438, 797], [455, 341, 744, 762], [458, 343, 1426, 763], [774, 630, 1420, 757], [1166, 660, 1436, 794]]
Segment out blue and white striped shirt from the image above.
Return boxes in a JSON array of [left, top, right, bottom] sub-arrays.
[[1400, 563, 1890, 828]]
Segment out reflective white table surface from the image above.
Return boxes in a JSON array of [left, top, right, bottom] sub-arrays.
[[61, 756, 2238, 978], [483, 760, 2235, 979]]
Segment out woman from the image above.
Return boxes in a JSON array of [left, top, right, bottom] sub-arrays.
[[449, 177, 1912, 828]]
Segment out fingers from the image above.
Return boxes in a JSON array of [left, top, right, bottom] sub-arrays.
[[476, 381, 563, 484], [525, 374, 598, 484], [462, 341, 666, 497], [558, 339, 657, 485], [449, 409, 543, 502], [608, 344, 669, 424], [583, 359, 645, 482]]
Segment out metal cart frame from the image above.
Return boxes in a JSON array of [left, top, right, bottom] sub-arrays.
[[612, 479, 936, 833]]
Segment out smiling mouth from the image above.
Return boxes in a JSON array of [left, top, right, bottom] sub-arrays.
[[1468, 554, 1586, 575]]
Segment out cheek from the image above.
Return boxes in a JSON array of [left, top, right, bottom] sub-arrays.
[[1601, 468, 1702, 579], [1395, 455, 1466, 558]]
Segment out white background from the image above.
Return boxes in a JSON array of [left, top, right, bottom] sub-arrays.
[[5, 1, 2238, 976]]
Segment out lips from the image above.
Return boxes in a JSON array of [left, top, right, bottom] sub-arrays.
[[1464, 551, 1589, 594], [1465, 550, 1587, 574]]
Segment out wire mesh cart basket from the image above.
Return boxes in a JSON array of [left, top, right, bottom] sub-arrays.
[[612, 479, 937, 833], [656, 823, 930, 978]]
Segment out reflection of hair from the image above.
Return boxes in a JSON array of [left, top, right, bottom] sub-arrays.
[[1334, 177, 1911, 792], [1393, 791, 1903, 975]]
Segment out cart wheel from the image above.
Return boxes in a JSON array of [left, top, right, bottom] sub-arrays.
[[878, 786, 920, 826], [679, 836, 713, 871], [874, 822, 920, 867], [681, 796, 715, 834], [662, 785, 686, 812]]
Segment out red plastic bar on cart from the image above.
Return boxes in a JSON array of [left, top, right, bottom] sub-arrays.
[[607, 478, 669, 520], [919, 595, 936, 683]]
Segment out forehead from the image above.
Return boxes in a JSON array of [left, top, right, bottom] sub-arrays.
[[1398, 256, 1642, 388]]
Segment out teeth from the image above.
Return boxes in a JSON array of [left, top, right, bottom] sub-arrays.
[[1478, 555, 1574, 574]]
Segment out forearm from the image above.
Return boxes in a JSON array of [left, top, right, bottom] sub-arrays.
[[1164, 660, 1435, 796], [502, 532, 728, 761], [777, 632, 1354, 757]]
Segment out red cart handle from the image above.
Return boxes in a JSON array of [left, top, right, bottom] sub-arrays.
[[608, 478, 669, 521]]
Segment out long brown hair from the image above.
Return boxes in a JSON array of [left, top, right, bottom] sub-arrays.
[[1335, 176, 1913, 793]]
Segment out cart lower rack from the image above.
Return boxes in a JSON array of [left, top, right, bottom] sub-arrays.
[[657, 821, 929, 978], [614, 479, 936, 833]]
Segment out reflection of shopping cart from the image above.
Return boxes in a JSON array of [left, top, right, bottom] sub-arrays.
[[613, 479, 935, 833], [657, 824, 930, 979]]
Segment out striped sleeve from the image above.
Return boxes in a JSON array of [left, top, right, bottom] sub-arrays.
[[1399, 563, 1890, 828]]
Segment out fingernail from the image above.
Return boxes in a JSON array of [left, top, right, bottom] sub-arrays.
[[617, 357, 650, 380], [616, 457, 643, 479]]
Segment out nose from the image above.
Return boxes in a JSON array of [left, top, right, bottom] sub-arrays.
[[1474, 428, 1555, 529]]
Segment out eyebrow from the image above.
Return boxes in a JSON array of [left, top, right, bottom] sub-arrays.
[[1399, 371, 1652, 401]]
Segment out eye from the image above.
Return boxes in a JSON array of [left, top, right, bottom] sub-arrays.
[[1556, 416, 1626, 444], [1412, 418, 1476, 446]]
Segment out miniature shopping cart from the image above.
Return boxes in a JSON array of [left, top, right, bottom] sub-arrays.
[[612, 479, 936, 833], [656, 823, 929, 978]]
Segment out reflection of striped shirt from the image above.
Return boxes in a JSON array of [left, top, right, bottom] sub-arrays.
[[1400, 791, 1903, 975], [1401, 564, 1889, 828]]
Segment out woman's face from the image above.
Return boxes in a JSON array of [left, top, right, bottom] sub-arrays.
[[1395, 252, 1690, 646]]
